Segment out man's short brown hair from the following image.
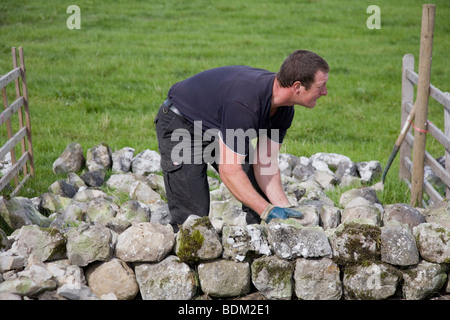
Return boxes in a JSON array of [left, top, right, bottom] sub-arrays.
[[276, 50, 329, 90]]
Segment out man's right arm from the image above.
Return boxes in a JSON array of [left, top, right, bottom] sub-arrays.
[[217, 137, 269, 216]]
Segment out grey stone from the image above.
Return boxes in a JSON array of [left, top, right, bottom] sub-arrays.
[[48, 180, 77, 198], [0, 197, 51, 230], [339, 187, 380, 208], [343, 261, 400, 300], [413, 223, 450, 264], [39, 192, 71, 214], [145, 173, 166, 198], [57, 283, 97, 300], [0, 228, 10, 251], [131, 149, 161, 175], [105, 173, 144, 194], [9, 225, 66, 261], [85, 198, 118, 224], [115, 200, 151, 223], [423, 199, 450, 230], [198, 260, 250, 298], [128, 180, 161, 205], [72, 188, 107, 202], [0, 276, 56, 297], [383, 203, 426, 231], [222, 224, 271, 262], [251, 255, 293, 300], [85, 258, 139, 300], [335, 160, 358, 179], [309, 152, 351, 170], [294, 257, 342, 300], [115, 222, 174, 262], [292, 156, 314, 181], [356, 161, 382, 183], [52, 142, 85, 174], [381, 222, 419, 266], [341, 197, 382, 226], [267, 220, 332, 260], [329, 220, 381, 265], [175, 216, 222, 263], [111, 147, 135, 173], [209, 199, 247, 226], [80, 170, 105, 187], [66, 224, 113, 266], [149, 201, 171, 225], [0, 252, 26, 272], [135, 255, 197, 300], [85, 143, 112, 172], [293, 204, 320, 226], [319, 205, 341, 230], [402, 261, 447, 300]]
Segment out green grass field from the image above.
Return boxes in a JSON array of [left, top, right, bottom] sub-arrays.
[[0, 0, 449, 205]]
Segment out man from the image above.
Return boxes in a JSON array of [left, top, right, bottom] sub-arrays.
[[154, 50, 329, 230]]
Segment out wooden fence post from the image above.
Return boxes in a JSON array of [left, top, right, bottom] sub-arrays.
[[445, 92, 450, 198], [12, 47, 28, 176], [399, 54, 414, 181], [18, 47, 34, 176], [410, 4, 435, 207]]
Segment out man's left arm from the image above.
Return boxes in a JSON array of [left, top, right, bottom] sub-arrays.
[[252, 135, 291, 208]]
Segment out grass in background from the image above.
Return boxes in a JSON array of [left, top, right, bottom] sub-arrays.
[[0, 0, 448, 205]]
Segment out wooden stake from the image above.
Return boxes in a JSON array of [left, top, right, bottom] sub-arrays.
[[410, 4, 436, 207], [18, 47, 34, 176], [12, 47, 28, 176]]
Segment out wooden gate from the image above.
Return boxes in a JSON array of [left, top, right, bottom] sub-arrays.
[[0, 47, 34, 196], [399, 53, 450, 205]]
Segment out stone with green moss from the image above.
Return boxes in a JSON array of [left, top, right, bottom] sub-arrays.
[[0, 197, 51, 231], [66, 223, 113, 266], [402, 260, 447, 300], [329, 220, 381, 265], [115, 200, 151, 223], [9, 225, 66, 261], [252, 255, 294, 300], [343, 260, 400, 300], [294, 257, 342, 300], [175, 216, 222, 264], [0, 227, 9, 251], [135, 255, 197, 300], [423, 199, 450, 230], [413, 222, 450, 264]]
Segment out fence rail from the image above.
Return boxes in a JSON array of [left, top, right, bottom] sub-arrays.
[[0, 47, 34, 196], [399, 53, 450, 205]]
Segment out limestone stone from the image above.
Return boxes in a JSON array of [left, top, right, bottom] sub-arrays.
[[85, 258, 139, 300], [115, 222, 174, 262]]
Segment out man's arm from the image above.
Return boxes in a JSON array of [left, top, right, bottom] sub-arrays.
[[217, 138, 269, 216], [253, 136, 291, 207]]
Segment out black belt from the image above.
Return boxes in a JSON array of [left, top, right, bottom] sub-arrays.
[[163, 98, 183, 117]]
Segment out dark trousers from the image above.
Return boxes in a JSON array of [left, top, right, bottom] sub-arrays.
[[154, 99, 265, 229]]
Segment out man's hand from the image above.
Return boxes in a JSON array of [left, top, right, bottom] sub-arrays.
[[261, 204, 303, 223]]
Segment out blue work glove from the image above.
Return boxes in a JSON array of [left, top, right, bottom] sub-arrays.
[[261, 204, 303, 223]]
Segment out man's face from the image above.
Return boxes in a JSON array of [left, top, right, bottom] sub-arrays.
[[295, 70, 328, 108]]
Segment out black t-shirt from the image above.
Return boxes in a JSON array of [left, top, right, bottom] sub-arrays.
[[168, 65, 294, 155]]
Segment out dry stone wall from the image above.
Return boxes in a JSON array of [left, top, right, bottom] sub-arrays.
[[0, 143, 449, 300]]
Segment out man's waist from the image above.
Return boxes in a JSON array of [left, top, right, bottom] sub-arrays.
[[163, 97, 184, 117]]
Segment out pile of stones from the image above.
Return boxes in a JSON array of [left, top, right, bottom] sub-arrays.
[[0, 142, 448, 300]]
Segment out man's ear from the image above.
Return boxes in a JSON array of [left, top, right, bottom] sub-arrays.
[[293, 81, 303, 95]]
